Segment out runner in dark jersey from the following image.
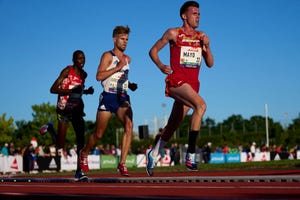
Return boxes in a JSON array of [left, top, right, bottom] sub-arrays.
[[40, 50, 94, 181]]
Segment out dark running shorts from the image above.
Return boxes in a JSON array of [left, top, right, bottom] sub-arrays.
[[98, 91, 130, 113]]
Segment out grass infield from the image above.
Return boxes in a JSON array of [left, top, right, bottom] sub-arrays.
[[18, 159, 300, 177]]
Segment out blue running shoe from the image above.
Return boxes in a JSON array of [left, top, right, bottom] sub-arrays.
[[185, 152, 198, 171], [74, 170, 88, 182], [40, 124, 48, 135], [146, 149, 155, 176], [40, 122, 56, 144]]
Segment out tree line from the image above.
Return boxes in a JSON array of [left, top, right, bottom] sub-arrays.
[[1, 102, 299, 153]]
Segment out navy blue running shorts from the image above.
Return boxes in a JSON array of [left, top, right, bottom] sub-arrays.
[[98, 91, 130, 113]]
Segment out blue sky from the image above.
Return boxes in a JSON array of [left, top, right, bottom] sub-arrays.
[[1, 0, 299, 134]]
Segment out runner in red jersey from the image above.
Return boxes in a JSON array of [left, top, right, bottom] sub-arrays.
[[146, 1, 214, 176], [166, 27, 203, 96], [40, 50, 94, 181]]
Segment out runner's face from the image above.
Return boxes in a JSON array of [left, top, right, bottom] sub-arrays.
[[115, 33, 129, 52], [185, 6, 200, 28], [74, 53, 85, 68]]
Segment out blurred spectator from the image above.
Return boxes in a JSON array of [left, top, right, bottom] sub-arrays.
[[38, 144, 50, 157], [93, 146, 100, 155], [203, 142, 212, 163], [271, 144, 277, 153], [98, 144, 105, 155], [70, 145, 77, 157], [49, 144, 57, 157], [23, 144, 35, 173], [1, 143, 9, 156], [116, 146, 121, 157], [8, 142, 16, 155], [14, 146, 22, 155], [30, 137, 38, 149], [66, 144, 72, 157], [215, 146, 222, 153], [261, 144, 268, 152], [222, 144, 229, 154], [104, 144, 112, 155], [238, 144, 243, 153], [255, 145, 261, 153], [38, 144, 45, 157], [170, 143, 179, 166], [250, 142, 256, 158], [276, 144, 282, 154], [111, 145, 116, 156]]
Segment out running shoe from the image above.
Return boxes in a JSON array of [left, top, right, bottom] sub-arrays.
[[74, 170, 88, 182], [40, 122, 56, 143], [40, 124, 48, 135], [185, 152, 198, 171], [117, 163, 129, 176], [79, 149, 89, 173], [146, 149, 155, 176]]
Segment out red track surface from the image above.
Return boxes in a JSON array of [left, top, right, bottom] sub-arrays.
[[1, 169, 300, 200]]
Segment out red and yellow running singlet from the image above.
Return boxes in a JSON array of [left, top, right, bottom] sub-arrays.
[[166, 28, 203, 96]]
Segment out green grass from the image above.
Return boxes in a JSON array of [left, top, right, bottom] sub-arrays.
[[196, 159, 300, 171], [21, 159, 300, 177], [137, 159, 300, 173]]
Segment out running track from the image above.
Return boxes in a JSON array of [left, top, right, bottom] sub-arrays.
[[1, 169, 300, 200]]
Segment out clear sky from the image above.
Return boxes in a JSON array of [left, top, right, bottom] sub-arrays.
[[1, 0, 300, 134]]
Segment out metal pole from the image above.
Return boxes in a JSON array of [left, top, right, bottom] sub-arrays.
[[265, 104, 269, 147]]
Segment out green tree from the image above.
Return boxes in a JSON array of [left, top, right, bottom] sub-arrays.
[[288, 114, 300, 132], [286, 114, 300, 146], [177, 114, 191, 139], [31, 102, 57, 124], [0, 113, 15, 145], [14, 120, 39, 147], [31, 102, 58, 146], [201, 117, 216, 136]]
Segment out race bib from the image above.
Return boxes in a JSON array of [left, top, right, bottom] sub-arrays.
[[107, 73, 128, 93], [180, 46, 202, 68]]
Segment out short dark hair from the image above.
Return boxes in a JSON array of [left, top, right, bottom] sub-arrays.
[[72, 50, 84, 61], [180, 1, 199, 19], [113, 25, 130, 37]]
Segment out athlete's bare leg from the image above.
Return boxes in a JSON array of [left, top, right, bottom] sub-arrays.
[[81, 111, 111, 156], [161, 101, 190, 141], [116, 102, 133, 165], [56, 122, 68, 148], [168, 83, 206, 131]]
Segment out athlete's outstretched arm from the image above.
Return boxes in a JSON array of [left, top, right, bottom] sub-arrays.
[[149, 28, 176, 75]]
